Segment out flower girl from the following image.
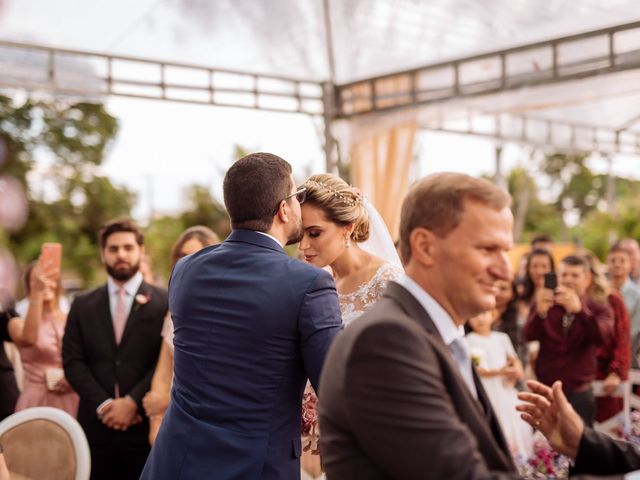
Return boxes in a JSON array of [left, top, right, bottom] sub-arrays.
[[466, 310, 533, 458]]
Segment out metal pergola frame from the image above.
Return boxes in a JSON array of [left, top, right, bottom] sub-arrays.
[[0, 40, 325, 116], [336, 20, 640, 119], [2, 19, 640, 167]]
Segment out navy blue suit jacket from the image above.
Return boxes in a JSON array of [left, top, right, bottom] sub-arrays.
[[141, 230, 342, 480]]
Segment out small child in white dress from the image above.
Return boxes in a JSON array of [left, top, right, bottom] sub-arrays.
[[466, 310, 533, 459]]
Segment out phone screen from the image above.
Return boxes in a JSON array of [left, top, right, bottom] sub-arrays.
[[543, 272, 557, 290]]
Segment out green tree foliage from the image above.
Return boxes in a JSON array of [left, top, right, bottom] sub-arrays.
[[504, 151, 640, 258], [576, 196, 640, 259], [144, 184, 229, 281], [1, 96, 133, 286]]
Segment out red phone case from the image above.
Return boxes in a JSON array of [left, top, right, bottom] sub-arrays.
[[40, 242, 62, 278]]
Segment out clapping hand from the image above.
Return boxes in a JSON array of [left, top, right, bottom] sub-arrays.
[[29, 262, 58, 300], [535, 288, 555, 317], [602, 373, 621, 396], [501, 356, 522, 384], [516, 380, 584, 460], [554, 286, 582, 314]]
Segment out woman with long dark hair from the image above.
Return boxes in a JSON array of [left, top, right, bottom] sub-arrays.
[[521, 248, 556, 306]]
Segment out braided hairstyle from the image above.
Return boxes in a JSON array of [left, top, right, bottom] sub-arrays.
[[302, 173, 369, 242]]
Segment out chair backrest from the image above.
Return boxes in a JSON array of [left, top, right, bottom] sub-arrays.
[[0, 407, 90, 480]]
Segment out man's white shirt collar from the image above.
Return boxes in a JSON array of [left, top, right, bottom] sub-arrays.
[[256, 231, 283, 248], [396, 274, 465, 346]]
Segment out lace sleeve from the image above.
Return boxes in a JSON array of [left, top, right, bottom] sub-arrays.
[[341, 262, 404, 326], [367, 262, 404, 304]]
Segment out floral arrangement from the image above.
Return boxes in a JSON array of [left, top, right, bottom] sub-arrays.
[[621, 409, 640, 445], [514, 433, 569, 479], [301, 387, 320, 454], [469, 347, 484, 368]]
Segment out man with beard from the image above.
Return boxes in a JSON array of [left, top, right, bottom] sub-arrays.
[[63, 220, 167, 480], [141, 152, 342, 480]]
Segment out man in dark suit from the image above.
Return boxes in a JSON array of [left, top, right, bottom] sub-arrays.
[[519, 379, 640, 477], [319, 173, 520, 479], [141, 152, 342, 480], [63, 220, 167, 480]]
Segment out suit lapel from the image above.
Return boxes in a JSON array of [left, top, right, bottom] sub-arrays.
[[119, 282, 150, 347], [97, 285, 117, 349], [384, 281, 515, 469], [383, 282, 440, 338], [385, 283, 482, 406], [473, 370, 514, 463]]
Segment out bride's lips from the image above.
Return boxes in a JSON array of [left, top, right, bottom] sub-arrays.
[[304, 255, 317, 263]]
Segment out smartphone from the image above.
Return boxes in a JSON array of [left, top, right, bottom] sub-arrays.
[[39, 242, 62, 279], [543, 272, 557, 291]]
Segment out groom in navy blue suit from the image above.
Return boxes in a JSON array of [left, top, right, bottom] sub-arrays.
[[141, 152, 342, 479]]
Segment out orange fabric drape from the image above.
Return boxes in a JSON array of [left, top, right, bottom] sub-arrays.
[[350, 121, 416, 240]]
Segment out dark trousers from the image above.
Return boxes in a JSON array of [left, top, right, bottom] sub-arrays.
[[0, 371, 19, 421], [566, 388, 595, 428], [90, 441, 150, 480]]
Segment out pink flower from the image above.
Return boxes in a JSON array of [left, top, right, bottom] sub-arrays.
[[301, 387, 320, 454], [135, 293, 151, 305]]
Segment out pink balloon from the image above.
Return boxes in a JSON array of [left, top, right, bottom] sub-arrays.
[[0, 248, 18, 303], [0, 176, 28, 231]]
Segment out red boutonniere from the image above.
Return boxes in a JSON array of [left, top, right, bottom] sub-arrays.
[[133, 293, 151, 310]]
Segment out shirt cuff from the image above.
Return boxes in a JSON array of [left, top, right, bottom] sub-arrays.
[[96, 398, 114, 417]]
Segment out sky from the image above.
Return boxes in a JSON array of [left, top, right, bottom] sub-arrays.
[[99, 96, 505, 220], [97, 95, 640, 221]]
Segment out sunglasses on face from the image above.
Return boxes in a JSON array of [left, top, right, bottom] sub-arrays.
[[272, 187, 306, 215]]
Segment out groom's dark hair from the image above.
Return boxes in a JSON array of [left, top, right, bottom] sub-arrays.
[[223, 152, 293, 232]]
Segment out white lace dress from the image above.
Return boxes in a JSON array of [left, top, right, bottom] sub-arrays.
[[339, 262, 404, 326]]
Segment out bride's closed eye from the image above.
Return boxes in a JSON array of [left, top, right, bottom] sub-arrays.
[[307, 230, 321, 238]]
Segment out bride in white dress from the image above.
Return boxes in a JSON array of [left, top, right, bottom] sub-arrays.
[[298, 173, 403, 479]]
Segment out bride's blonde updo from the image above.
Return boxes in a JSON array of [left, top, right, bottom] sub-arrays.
[[302, 173, 370, 242]]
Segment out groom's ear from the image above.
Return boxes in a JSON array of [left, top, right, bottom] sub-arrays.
[[278, 202, 290, 223], [409, 227, 436, 267], [276, 201, 289, 224]]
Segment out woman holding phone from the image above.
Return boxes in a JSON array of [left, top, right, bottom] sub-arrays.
[[520, 248, 556, 375], [8, 252, 79, 416]]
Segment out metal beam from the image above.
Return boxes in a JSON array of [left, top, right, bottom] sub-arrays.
[[421, 112, 640, 156], [336, 21, 640, 119], [0, 40, 324, 116]]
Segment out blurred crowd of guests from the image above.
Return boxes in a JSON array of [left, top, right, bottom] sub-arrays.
[[2, 222, 640, 476], [463, 233, 640, 457], [0, 220, 220, 480]]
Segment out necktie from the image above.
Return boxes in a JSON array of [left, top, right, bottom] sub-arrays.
[[448, 337, 478, 400], [114, 287, 127, 345]]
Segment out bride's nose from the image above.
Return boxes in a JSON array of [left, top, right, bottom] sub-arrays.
[[299, 234, 310, 250]]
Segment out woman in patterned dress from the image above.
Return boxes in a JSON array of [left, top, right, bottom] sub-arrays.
[[9, 261, 79, 416]]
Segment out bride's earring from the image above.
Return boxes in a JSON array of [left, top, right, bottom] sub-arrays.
[[344, 234, 351, 248]]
